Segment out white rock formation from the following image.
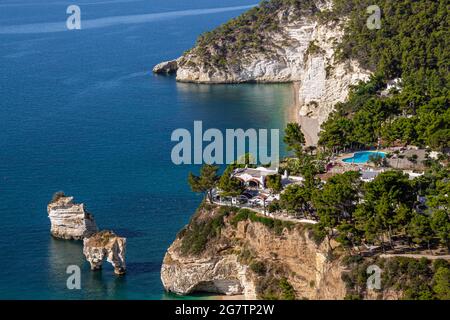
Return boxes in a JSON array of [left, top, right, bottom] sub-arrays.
[[153, 59, 179, 74], [161, 247, 251, 297], [296, 22, 371, 124], [83, 230, 127, 275], [47, 196, 98, 240]]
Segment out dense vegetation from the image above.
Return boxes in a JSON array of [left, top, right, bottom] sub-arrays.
[[178, 205, 236, 255], [259, 277, 296, 300], [319, 0, 449, 151], [187, 0, 449, 149], [287, 164, 449, 252], [186, 0, 318, 68], [179, 205, 294, 255], [180, 0, 449, 299], [280, 123, 449, 253], [343, 256, 450, 300]]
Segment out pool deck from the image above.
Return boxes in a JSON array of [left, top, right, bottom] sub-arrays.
[[325, 148, 428, 179], [342, 150, 386, 163], [333, 150, 390, 169]]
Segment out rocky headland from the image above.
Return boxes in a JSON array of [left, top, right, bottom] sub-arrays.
[[161, 205, 417, 300], [153, 0, 370, 124], [157, 0, 449, 300], [157, 0, 383, 300]]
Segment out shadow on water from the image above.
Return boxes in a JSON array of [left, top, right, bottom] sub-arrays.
[[48, 237, 85, 277], [47, 237, 129, 299], [126, 261, 161, 276]]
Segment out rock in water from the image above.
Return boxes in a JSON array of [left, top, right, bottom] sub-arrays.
[[152, 59, 178, 74], [47, 195, 98, 240], [83, 230, 127, 275]]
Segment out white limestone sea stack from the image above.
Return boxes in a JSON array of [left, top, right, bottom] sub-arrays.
[[47, 193, 127, 275], [47, 195, 98, 240], [83, 230, 127, 275]]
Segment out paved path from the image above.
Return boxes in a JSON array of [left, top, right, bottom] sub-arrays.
[[380, 253, 450, 260], [212, 201, 317, 224]]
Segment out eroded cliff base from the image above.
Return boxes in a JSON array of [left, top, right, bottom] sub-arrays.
[[162, 204, 450, 300], [161, 204, 347, 300]]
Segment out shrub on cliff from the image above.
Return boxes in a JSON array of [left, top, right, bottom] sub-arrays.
[[343, 256, 450, 300], [231, 208, 294, 235], [250, 261, 267, 276], [180, 206, 236, 256], [433, 266, 450, 300], [51, 191, 66, 203], [279, 277, 296, 300], [258, 275, 296, 300]]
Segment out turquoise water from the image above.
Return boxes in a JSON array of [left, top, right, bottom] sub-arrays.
[[342, 151, 386, 164], [0, 0, 292, 299]]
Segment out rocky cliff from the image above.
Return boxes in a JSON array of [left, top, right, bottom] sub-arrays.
[[155, 0, 370, 124], [161, 205, 348, 299], [162, 204, 449, 300], [47, 195, 98, 240], [83, 230, 127, 275]]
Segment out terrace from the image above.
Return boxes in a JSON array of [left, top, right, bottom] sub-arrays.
[[212, 166, 304, 217]]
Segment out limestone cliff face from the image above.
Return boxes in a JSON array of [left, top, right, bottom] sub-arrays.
[[295, 22, 370, 124], [162, 0, 370, 124], [161, 206, 347, 299], [83, 230, 127, 275], [47, 196, 98, 240]]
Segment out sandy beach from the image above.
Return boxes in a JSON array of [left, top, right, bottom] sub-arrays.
[[299, 116, 319, 146], [287, 82, 320, 146], [206, 294, 246, 300]]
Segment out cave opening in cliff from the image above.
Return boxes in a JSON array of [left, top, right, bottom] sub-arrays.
[[190, 280, 243, 296]]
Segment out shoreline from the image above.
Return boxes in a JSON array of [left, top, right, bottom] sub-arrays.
[[287, 82, 319, 147], [286, 81, 301, 124], [206, 294, 246, 300]]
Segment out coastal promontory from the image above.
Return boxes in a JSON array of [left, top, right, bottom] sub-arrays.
[[161, 204, 347, 299], [158, 0, 450, 300], [154, 0, 370, 124]]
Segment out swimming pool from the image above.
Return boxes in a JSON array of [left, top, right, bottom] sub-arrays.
[[342, 151, 386, 164]]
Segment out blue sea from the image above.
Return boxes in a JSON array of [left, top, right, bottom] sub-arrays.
[[0, 0, 293, 299]]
